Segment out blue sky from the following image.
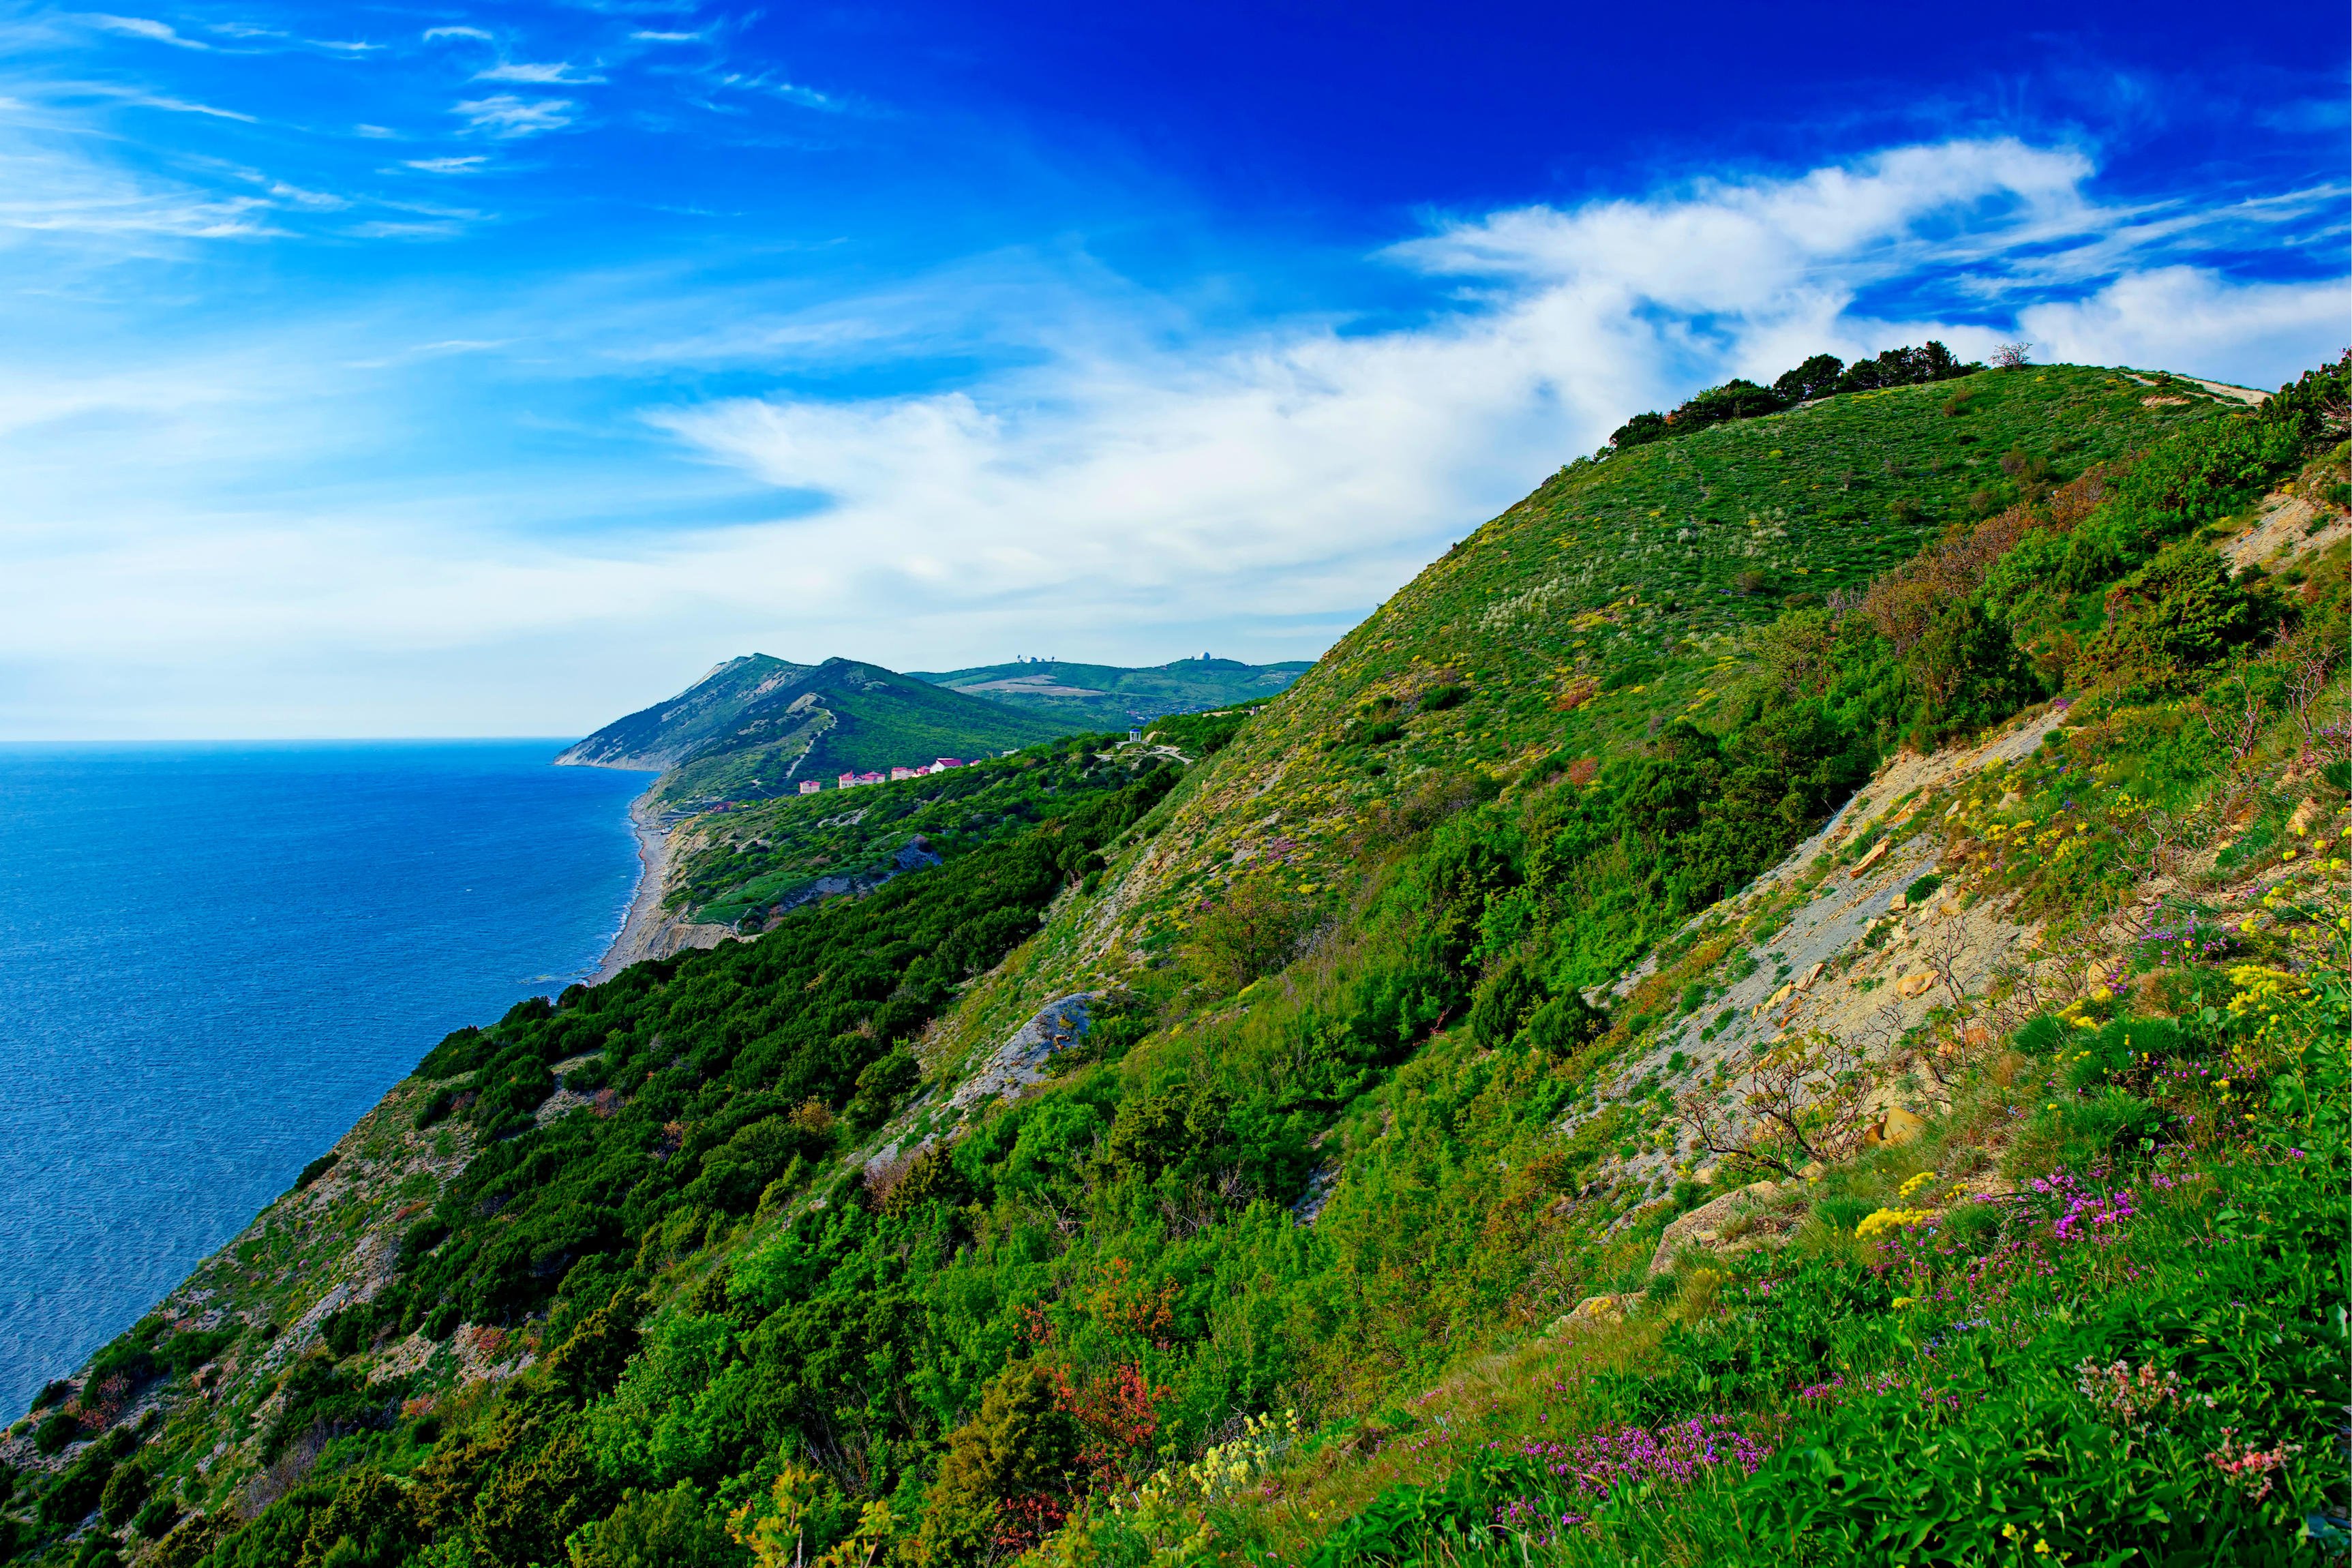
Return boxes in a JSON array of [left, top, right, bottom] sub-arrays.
[[1, 0, 2345, 736]]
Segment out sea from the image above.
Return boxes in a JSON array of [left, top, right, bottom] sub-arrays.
[[0, 741, 651, 1417]]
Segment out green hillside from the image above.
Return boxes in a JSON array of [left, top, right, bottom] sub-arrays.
[[555, 654, 812, 770], [665, 710, 1255, 928], [909, 657, 1314, 729], [644, 659, 1082, 809], [7, 358, 2346, 1568]]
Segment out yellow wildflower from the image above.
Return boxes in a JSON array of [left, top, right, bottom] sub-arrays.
[[1854, 1207, 1935, 1239]]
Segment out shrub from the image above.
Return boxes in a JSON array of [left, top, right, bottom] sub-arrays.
[[921, 1363, 1081, 1563], [840, 1049, 919, 1138], [2083, 541, 2269, 690], [564, 1481, 736, 1568], [1185, 878, 1310, 993]]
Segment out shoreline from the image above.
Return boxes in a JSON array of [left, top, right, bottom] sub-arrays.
[[590, 790, 734, 983]]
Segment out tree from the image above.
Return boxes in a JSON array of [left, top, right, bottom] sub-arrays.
[[2081, 541, 2268, 690], [918, 1363, 1081, 1565], [566, 1482, 742, 1568], [1469, 956, 1549, 1049], [1184, 878, 1309, 993], [1771, 353, 1845, 403]]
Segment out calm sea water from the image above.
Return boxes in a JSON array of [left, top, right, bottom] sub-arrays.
[[0, 742, 650, 1417]]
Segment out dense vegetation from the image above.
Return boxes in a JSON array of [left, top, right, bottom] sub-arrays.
[[1608, 341, 1981, 449], [667, 710, 1254, 928], [3, 358, 2343, 1568], [908, 660, 1313, 733], [648, 662, 1083, 812]]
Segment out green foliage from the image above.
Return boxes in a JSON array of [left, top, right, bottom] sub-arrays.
[[673, 734, 1198, 926], [1612, 342, 1976, 448], [911, 656, 1312, 732], [2082, 541, 2271, 691], [35, 357, 2346, 1568], [920, 1362, 1081, 1564], [565, 1481, 741, 1568], [649, 660, 1081, 811]]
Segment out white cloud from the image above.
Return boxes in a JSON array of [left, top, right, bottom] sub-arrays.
[[0, 134, 278, 239], [0, 138, 2342, 736], [82, 14, 207, 48], [452, 94, 575, 138], [266, 181, 347, 210], [473, 61, 603, 85], [631, 31, 701, 42], [116, 91, 255, 121], [2020, 267, 2350, 389], [402, 155, 487, 173], [423, 25, 491, 42], [344, 217, 465, 239]]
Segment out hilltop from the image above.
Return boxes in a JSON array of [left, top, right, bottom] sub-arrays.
[[909, 657, 1314, 731], [554, 654, 812, 771], [560, 657, 1081, 810], [3, 355, 2344, 1568]]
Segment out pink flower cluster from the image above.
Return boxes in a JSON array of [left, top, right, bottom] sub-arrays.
[[1798, 1370, 1960, 1414], [2207, 1430, 2302, 1501], [1486, 1412, 1772, 1535]]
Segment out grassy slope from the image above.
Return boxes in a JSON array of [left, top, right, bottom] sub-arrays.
[[909, 660, 1314, 730], [648, 661, 1083, 809], [1109, 643, 2349, 1567], [5, 363, 2342, 1568], [556, 655, 809, 769], [924, 365, 2236, 1063], [665, 711, 1252, 927]]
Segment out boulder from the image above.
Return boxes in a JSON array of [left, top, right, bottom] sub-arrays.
[[1647, 1181, 1779, 1276], [1860, 1105, 1928, 1149]]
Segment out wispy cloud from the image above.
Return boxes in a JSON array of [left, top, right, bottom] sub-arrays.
[[0, 131, 280, 240], [422, 25, 492, 42], [452, 94, 576, 138], [402, 155, 488, 173], [474, 61, 604, 85], [346, 337, 511, 368], [344, 218, 467, 239], [631, 30, 702, 42], [774, 82, 836, 112], [0, 134, 2340, 736], [265, 181, 347, 210], [2021, 267, 2347, 385], [82, 14, 207, 48], [113, 91, 256, 121]]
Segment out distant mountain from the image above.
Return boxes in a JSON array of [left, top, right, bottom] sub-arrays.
[[909, 655, 1313, 729], [559, 656, 1081, 807], [553, 654, 812, 770]]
